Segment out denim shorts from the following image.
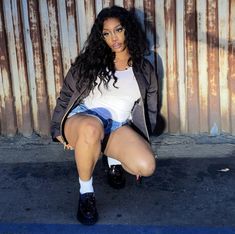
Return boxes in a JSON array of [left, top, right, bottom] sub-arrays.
[[68, 104, 128, 135]]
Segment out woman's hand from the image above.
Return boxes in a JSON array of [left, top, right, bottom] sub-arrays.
[[56, 136, 74, 150]]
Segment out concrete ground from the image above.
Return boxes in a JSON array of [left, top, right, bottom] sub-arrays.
[[0, 134, 235, 233]]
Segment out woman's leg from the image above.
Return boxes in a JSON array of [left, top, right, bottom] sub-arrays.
[[64, 114, 104, 180], [64, 114, 104, 225], [104, 125, 156, 177]]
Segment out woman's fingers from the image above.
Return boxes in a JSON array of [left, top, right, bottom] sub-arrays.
[[63, 143, 74, 150]]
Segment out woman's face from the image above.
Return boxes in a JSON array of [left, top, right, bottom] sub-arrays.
[[102, 18, 127, 53]]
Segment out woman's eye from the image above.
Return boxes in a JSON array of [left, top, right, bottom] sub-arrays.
[[116, 27, 124, 33], [102, 32, 109, 38]]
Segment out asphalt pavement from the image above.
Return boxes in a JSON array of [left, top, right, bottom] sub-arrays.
[[0, 133, 235, 234]]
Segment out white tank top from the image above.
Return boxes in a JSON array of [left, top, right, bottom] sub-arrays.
[[83, 67, 141, 122]]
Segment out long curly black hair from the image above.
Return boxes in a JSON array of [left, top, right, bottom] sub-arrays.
[[72, 5, 149, 93]]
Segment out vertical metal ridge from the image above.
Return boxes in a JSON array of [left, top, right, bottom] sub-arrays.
[[0, 0, 17, 136], [185, 0, 200, 133], [207, 0, 221, 133], [165, 0, 180, 133], [28, 0, 50, 135]]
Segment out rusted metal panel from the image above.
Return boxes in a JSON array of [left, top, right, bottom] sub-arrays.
[[197, 0, 209, 133], [218, 0, 230, 133], [48, 0, 64, 97], [165, 0, 180, 133], [28, 0, 50, 135], [114, 0, 124, 7], [229, 0, 235, 134], [11, 0, 32, 136], [76, 0, 87, 49], [176, 0, 186, 133], [124, 0, 134, 9], [3, 0, 24, 134], [103, 0, 114, 7], [144, 0, 156, 65], [185, 0, 200, 133], [0, 0, 235, 136], [66, 0, 79, 61], [39, 0, 57, 117], [85, 0, 96, 33], [21, 0, 39, 132], [95, 0, 103, 15], [0, 0, 17, 136], [57, 0, 71, 75], [207, 0, 221, 134]]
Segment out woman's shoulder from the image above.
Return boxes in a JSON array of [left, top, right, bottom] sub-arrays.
[[62, 65, 79, 89], [142, 58, 154, 70]]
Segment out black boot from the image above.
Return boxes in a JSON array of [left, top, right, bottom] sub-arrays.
[[107, 165, 126, 189], [77, 192, 98, 225]]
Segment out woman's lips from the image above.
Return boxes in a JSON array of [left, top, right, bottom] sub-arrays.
[[112, 43, 122, 49]]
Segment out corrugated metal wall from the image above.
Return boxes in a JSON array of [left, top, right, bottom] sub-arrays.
[[0, 0, 234, 137]]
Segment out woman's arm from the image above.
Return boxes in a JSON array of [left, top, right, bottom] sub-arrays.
[[51, 69, 77, 142], [146, 63, 158, 134]]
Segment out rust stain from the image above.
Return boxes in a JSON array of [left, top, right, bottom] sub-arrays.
[[14, 0, 32, 135], [229, 0, 235, 133], [207, 0, 220, 129], [0, 0, 17, 136], [28, 0, 50, 135], [124, 0, 134, 9], [185, 0, 199, 133], [48, 0, 63, 97], [164, 0, 180, 133]]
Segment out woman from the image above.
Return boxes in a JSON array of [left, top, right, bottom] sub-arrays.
[[51, 5, 158, 225]]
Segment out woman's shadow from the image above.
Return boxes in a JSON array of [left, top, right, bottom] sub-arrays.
[[132, 8, 166, 136]]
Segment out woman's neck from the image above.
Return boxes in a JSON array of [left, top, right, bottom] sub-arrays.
[[114, 50, 131, 70], [114, 49, 130, 61]]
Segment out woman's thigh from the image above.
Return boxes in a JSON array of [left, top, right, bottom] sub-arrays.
[[64, 114, 104, 148], [104, 125, 156, 176]]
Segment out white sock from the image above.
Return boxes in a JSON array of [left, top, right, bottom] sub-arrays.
[[79, 177, 94, 194], [107, 157, 121, 167]]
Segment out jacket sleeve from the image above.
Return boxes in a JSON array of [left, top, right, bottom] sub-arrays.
[[146, 62, 158, 135], [51, 69, 77, 141]]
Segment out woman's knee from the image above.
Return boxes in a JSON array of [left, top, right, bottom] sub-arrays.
[[138, 156, 156, 177], [80, 119, 104, 144]]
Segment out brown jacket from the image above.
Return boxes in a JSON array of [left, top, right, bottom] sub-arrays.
[[51, 58, 158, 143]]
